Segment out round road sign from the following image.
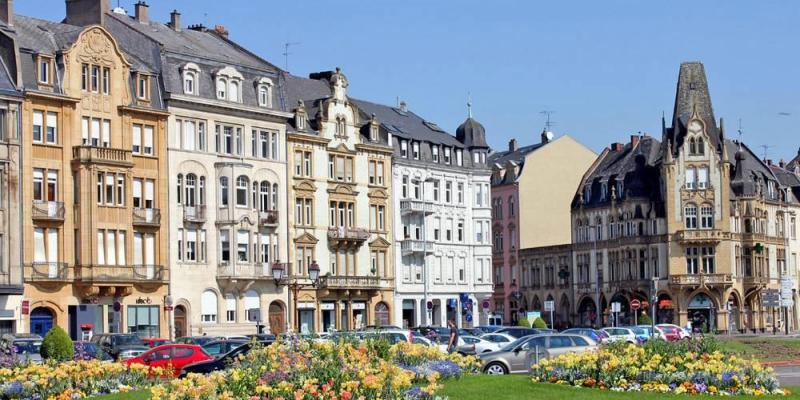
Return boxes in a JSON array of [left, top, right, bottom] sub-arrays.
[[631, 299, 641, 310]]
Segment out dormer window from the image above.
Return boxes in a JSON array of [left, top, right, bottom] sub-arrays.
[[432, 145, 439, 162], [412, 142, 419, 159], [137, 73, 150, 101], [229, 81, 239, 102], [456, 149, 463, 166], [335, 116, 346, 138], [296, 113, 306, 130], [38, 56, 52, 85], [444, 147, 451, 164], [182, 62, 201, 95], [216, 78, 227, 99], [400, 140, 408, 158], [215, 66, 244, 102], [473, 151, 480, 164], [256, 78, 273, 108]]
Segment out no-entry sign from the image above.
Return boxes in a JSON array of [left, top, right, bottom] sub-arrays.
[[630, 299, 641, 310]]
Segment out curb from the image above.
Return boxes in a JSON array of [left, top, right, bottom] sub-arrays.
[[762, 360, 800, 367]]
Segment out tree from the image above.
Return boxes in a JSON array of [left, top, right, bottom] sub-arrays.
[[532, 317, 547, 329], [517, 318, 530, 327], [639, 313, 652, 326], [41, 326, 74, 362]]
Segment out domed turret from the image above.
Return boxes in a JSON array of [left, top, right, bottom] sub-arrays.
[[456, 117, 487, 148]]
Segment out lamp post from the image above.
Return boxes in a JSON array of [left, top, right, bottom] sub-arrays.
[[510, 281, 523, 325], [650, 276, 658, 335], [422, 176, 436, 326], [273, 260, 321, 333]]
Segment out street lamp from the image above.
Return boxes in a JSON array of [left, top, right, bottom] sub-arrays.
[[274, 260, 321, 333], [422, 176, 436, 326], [510, 281, 523, 323]]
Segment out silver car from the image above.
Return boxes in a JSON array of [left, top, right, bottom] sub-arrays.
[[479, 334, 597, 375]]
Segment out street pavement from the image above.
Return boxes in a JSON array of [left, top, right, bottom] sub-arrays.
[[774, 366, 800, 386]]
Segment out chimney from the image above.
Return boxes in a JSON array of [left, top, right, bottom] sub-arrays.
[[779, 159, 786, 169], [214, 24, 228, 39], [766, 159, 773, 166], [508, 138, 518, 152], [630, 135, 640, 147], [0, 0, 12, 27], [169, 10, 181, 31], [134, 1, 148, 24], [188, 23, 206, 32], [65, 0, 109, 26], [399, 101, 407, 113], [611, 142, 624, 151]]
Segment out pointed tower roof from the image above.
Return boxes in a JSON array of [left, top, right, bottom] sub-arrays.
[[456, 99, 488, 148], [668, 62, 721, 155]]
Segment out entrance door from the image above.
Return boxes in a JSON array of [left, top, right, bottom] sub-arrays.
[[30, 307, 54, 337], [173, 305, 187, 338], [268, 302, 285, 335]]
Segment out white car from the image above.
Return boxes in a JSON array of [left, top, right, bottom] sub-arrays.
[[460, 335, 503, 354], [480, 332, 517, 347], [601, 327, 637, 343], [657, 323, 691, 339], [436, 337, 465, 353]]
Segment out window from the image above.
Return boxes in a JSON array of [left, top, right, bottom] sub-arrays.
[[685, 205, 697, 229], [701, 206, 714, 229], [116, 175, 125, 206], [701, 246, 715, 273], [457, 220, 464, 242], [235, 176, 248, 207], [33, 110, 43, 143], [401, 175, 408, 198], [97, 229, 126, 266], [33, 227, 58, 264], [335, 116, 346, 137], [229, 81, 239, 102], [370, 123, 378, 141], [456, 149, 463, 166], [445, 181, 452, 203], [400, 140, 408, 158], [697, 137, 705, 155], [686, 167, 696, 190], [220, 177, 229, 206], [102, 67, 110, 94], [81, 64, 89, 91], [328, 154, 354, 182], [698, 167, 709, 189], [216, 78, 227, 99], [237, 230, 249, 262], [432, 145, 439, 162], [457, 183, 464, 204], [412, 142, 420, 159], [201, 290, 217, 323], [225, 294, 236, 323], [96, 172, 124, 206], [257, 80, 272, 107], [431, 180, 439, 202], [38, 57, 51, 84], [132, 124, 142, 154], [220, 230, 230, 263], [444, 147, 451, 164], [137, 74, 150, 100]]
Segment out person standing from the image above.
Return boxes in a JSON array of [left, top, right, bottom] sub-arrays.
[[447, 319, 459, 353]]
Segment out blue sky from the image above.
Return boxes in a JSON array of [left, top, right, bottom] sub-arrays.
[[18, 1, 800, 159]]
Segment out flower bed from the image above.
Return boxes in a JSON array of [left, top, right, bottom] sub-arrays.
[[531, 341, 788, 396]]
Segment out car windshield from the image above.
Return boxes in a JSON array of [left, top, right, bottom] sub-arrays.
[[629, 327, 646, 335], [500, 336, 530, 351], [117, 335, 143, 346], [13, 341, 41, 354]]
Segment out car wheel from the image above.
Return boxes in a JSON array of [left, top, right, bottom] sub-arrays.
[[484, 362, 508, 375]]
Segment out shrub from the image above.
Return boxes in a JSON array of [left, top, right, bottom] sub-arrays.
[[41, 326, 74, 362], [517, 317, 530, 327], [638, 313, 652, 325], [532, 317, 547, 329]]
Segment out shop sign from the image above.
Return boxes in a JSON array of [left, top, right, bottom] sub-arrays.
[[320, 303, 335, 310], [135, 297, 152, 305], [352, 302, 365, 310], [298, 302, 316, 309], [21, 300, 29, 315]]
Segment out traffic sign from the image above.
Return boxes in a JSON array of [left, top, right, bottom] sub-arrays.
[[427, 301, 433, 310], [113, 301, 121, 312], [544, 301, 554, 312], [611, 302, 621, 313], [762, 289, 781, 307], [630, 299, 641, 310], [481, 300, 490, 310]]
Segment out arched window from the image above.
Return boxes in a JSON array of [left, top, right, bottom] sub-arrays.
[[184, 72, 195, 95], [508, 196, 515, 217], [201, 290, 218, 323], [185, 174, 196, 206], [260, 181, 270, 212], [252, 181, 259, 210], [697, 137, 705, 155], [700, 204, 714, 229], [229, 80, 239, 102], [216, 78, 227, 100], [688, 137, 696, 155], [219, 177, 229, 206], [176, 174, 183, 205], [236, 176, 249, 207], [685, 167, 696, 190], [199, 176, 206, 205], [272, 183, 278, 211], [336, 116, 346, 137], [685, 204, 698, 229], [698, 166, 709, 189]]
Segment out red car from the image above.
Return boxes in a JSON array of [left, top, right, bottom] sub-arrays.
[[142, 338, 172, 348], [124, 344, 212, 377], [657, 325, 682, 342]]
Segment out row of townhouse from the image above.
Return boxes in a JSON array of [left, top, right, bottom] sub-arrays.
[[0, 0, 494, 338], [492, 62, 800, 333]]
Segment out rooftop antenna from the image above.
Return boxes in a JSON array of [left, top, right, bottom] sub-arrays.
[[760, 144, 773, 161], [540, 110, 556, 131], [737, 118, 744, 151], [203, 12, 208, 28], [283, 42, 301, 71], [467, 92, 472, 118]]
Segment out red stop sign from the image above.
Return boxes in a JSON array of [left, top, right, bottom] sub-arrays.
[[631, 299, 641, 310]]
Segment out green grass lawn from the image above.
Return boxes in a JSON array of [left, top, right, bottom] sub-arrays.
[[90, 391, 150, 400], [718, 337, 800, 362]]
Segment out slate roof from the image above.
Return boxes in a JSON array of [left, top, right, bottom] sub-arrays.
[[787, 148, 800, 172], [665, 62, 723, 157], [107, 13, 283, 112], [487, 140, 547, 185], [351, 98, 464, 148]]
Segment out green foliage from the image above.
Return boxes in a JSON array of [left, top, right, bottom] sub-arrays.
[[641, 335, 721, 358], [517, 318, 530, 327], [638, 313, 652, 325], [532, 317, 548, 329], [41, 326, 74, 362]]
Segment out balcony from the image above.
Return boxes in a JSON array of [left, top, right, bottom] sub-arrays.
[[327, 227, 369, 245], [317, 275, 391, 290], [399, 200, 434, 216], [24, 263, 71, 282], [676, 229, 726, 243], [216, 263, 287, 281], [670, 273, 733, 286], [72, 145, 133, 167], [743, 276, 769, 286], [132, 208, 160, 227], [575, 282, 594, 295], [401, 239, 434, 255], [75, 265, 169, 284], [32, 201, 64, 222], [258, 210, 279, 228], [183, 205, 206, 223]]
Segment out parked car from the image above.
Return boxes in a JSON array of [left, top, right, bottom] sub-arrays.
[[461, 328, 486, 336], [218, 335, 249, 341], [479, 334, 597, 375], [627, 325, 666, 342], [657, 324, 691, 339], [125, 344, 212, 377], [362, 325, 403, 330], [245, 334, 276, 344], [561, 328, 605, 343], [411, 335, 435, 347], [73, 341, 112, 361], [202, 339, 248, 358], [180, 342, 255, 376], [411, 326, 450, 341], [458, 335, 503, 355], [175, 336, 220, 346], [494, 327, 545, 339], [142, 338, 172, 348], [360, 329, 413, 344], [601, 327, 637, 343], [90, 333, 148, 360], [479, 332, 517, 347], [3, 334, 43, 364], [655, 324, 683, 341], [474, 325, 502, 334]]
